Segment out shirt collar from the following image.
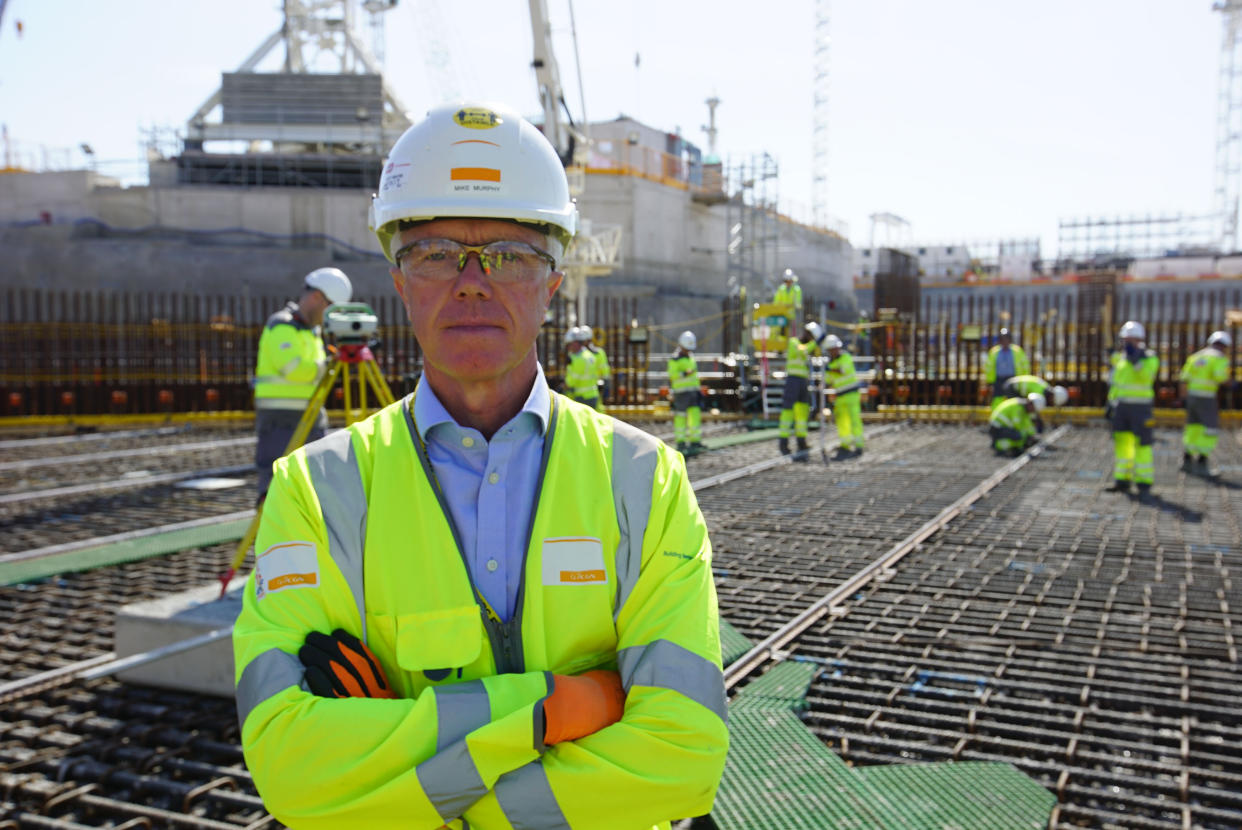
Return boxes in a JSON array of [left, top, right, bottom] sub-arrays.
[[413, 363, 551, 441]]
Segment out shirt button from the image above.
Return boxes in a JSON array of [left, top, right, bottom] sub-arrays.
[[488, 472, 500, 485], [461, 436, 474, 448], [486, 558, 499, 572]]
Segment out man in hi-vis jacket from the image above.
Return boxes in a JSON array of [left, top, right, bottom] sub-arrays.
[[232, 102, 728, 830]]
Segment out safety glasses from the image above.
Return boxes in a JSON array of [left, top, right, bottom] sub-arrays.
[[394, 238, 558, 283]]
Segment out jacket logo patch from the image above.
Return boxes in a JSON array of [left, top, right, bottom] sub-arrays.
[[542, 537, 606, 586], [255, 541, 318, 599]]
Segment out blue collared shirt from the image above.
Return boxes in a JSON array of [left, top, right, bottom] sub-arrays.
[[412, 365, 550, 622], [995, 347, 1015, 379]]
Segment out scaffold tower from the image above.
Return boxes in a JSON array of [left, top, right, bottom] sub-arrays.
[[1215, 1, 1242, 252], [811, 0, 831, 228]]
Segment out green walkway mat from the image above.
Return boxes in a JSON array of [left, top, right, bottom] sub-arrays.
[[719, 619, 754, 665], [855, 762, 1055, 830], [714, 639, 1057, 829]]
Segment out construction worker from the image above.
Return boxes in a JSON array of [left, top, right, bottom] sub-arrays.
[[564, 325, 602, 409], [773, 268, 803, 327], [1179, 330, 1232, 478], [1107, 320, 1159, 497], [989, 393, 1045, 456], [232, 102, 727, 830], [983, 328, 1031, 409], [997, 375, 1069, 410], [820, 329, 865, 459], [779, 321, 821, 460], [669, 330, 704, 455], [582, 324, 612, 402], [252, 267, 352, 503]]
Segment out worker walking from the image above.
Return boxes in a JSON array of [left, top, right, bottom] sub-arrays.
[[773, 268, 803, 326], [669, 330, 704, 455], [252, 267, 352, 503], [983, 328, 1031, 409], [818, 329, 865, 459], [989, 393, 1045, 456], [232, 102, 727, 830], [997, 375, 1069, 410], [582, 324, 612, 402], [564, 325, 602, 409], [779, 322, 821, 460], [1107, 320, 1159, 497], [1179, 330, 1232, 478]]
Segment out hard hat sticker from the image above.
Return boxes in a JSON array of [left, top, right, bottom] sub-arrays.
[[453, 108, 502, 129]]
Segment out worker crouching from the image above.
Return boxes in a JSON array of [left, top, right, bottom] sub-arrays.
[[989, 393, 1045, 456]]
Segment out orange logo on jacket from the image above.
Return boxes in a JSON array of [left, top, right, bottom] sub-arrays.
[[559, 569, 606, 583]]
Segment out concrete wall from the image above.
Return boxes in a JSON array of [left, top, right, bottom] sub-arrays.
[[2, 168, 857, 347]]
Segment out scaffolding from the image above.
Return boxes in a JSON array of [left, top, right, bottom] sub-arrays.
[[1057, 213, 1219, 262], [725, 154, 781, 301]]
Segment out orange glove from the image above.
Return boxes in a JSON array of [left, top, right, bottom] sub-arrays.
[[299, 629, 396, 699], [543, 669, 626, 745]]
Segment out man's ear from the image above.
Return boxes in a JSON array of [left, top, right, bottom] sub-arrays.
[[391, 267, 406, 302], [545, 269, 564, 302]]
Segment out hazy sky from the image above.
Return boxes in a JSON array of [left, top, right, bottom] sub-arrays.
[[0, 0, 1222, 255]]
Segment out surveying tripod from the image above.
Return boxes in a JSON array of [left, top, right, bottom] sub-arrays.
[[218, 303, 396, 596]]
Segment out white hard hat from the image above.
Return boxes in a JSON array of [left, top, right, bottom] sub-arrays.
[[1050, 385, 1069, 407], [783, 268, 798, 283], [1027, 392, 1046, 412], [564, 326, 581, 344], [678, 330, 697, 350], [1119, 320, 1145, 340], [576, 325, 594, 342], [824, 334, 844, 350], [303, 267, 353, 305], [1208, 330, 1232, 348], [805, 321, 825, 342], [370, 102, 579, 263]]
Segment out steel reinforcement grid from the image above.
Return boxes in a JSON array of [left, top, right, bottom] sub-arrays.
[[707, 425, 1241, 829], [0, 421, 1238, 827]]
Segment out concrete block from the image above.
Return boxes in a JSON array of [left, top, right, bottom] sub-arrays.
[[114, 577, 248, 698]]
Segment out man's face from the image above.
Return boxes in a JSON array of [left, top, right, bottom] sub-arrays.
[[999, 334, 1011, 347], [390, 218, 562, 383], [301, 289, 330, 326]]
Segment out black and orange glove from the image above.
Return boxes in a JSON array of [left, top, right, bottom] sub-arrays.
[[543, 669, 626, 745], [299, 629, 396, 699]]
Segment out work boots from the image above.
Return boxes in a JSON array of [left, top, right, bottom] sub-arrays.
[[778, 437, 790, 456], [793, 437, 810, 462], [1105, 479, 1132, 494]]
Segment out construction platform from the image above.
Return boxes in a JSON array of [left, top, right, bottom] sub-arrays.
[[1, 417, 1239, 828]]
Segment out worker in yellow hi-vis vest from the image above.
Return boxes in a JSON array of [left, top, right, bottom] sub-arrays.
[[232, 102, 727, 830], [1179, 330, 1232, 478], [1106, 320, 1159, 499], [252, 267, 353, 503]]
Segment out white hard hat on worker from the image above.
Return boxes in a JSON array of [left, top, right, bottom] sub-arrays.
[[374, 103, 577, 388], [303, 267, 353, 305], [370, 102, 578, 262]]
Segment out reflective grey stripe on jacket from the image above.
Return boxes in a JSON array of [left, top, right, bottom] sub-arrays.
[[495, 761, 572, 829], [304, 429, 369, 640], [617, 639, 727, 724], [236, 647, 304, 731], [416, 742, 488, 823], [610, 420, 658, 620]]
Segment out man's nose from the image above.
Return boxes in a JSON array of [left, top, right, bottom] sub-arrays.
[[453, 252, 493, 297]]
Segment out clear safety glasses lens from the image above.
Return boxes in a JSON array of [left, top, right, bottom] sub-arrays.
[[395, 239, 556, 283]]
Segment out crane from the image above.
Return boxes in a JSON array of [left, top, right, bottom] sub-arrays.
[[525, 0, 621, 324]]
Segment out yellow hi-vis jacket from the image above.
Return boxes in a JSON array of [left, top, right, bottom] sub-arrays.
[[589, 345, 612, 384], [983, 344, 1030, 385], [989, 396, 1036, 440], [565, 349, 600, 400], [254, 302, 326, 410], [825, 351, 861, 395], [773, 283, 802, 308], [785, 338, 818, 379], [668, 352, 699, 392], [1180, 347, 1229, 398], [1108, 349, 1159, 403], [233, 393, 728, 830]]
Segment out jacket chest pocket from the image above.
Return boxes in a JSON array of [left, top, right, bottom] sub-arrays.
[[372, 606, 489, 690]]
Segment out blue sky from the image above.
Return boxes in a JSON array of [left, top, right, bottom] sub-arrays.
[[0, 1, 1222, 255]]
